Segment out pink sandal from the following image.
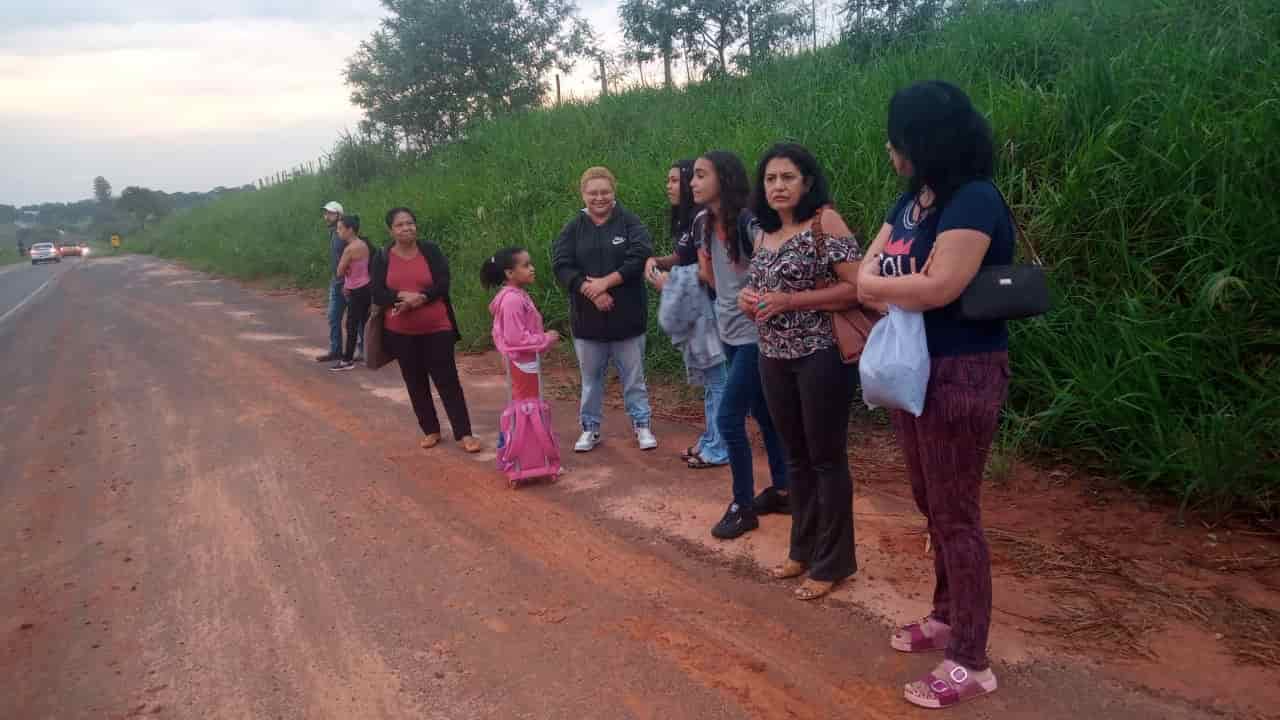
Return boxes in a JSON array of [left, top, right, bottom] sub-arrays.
[[891, 617, 951, 653], [903, 661, 997, 709]]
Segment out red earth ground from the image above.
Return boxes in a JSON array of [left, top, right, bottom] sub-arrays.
[[2, 256, 1275, 719]]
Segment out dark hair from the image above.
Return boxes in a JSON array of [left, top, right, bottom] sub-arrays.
[[700, 150, 752, 264], [480, 246, 527, 289], [669, 159, 698, 240], [338, 214, 375, 254], [750, 143, 832, 233], [887, 81, 994, 209], [338, 213, 361, 235], [384, 206, 417, 228]]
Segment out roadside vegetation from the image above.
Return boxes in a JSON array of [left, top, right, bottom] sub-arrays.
[[134, 0, 1280, 514]]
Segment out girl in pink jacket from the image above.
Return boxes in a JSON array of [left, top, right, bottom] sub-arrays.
[[482, 247, 562, 485]]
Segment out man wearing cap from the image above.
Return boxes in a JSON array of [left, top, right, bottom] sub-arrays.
[[315, 201, 361, 362]]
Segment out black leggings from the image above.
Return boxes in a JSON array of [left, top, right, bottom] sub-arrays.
[[384, 329, 473, 440], [759, 346, 857, 582], [344, 286, 371, 362]]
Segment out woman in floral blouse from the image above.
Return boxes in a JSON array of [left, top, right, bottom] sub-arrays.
[[739, 143, 865, 600]]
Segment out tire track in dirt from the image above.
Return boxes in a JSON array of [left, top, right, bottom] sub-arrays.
[[4, 258, 1217, 720], [102, 288, 430, 719], [119, 275, 1203, 720], [122, 278, 904, 719]]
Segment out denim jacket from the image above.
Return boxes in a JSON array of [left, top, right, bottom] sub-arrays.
[[658, 264, 725, 385]]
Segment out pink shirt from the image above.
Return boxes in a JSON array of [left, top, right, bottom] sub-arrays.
[[343, 256, 370, 291], [489, 286, 554, 365]]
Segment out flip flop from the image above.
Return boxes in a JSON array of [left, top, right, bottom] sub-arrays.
[[686, 452, 725, 469], [681, 445, 699, 461]]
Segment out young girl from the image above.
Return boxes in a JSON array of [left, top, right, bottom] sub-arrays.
[[482, 247, 562, 486], [690, 150, 789, 540]]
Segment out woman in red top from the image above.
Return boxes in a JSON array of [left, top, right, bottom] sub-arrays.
[[370, 207, 480, 453]]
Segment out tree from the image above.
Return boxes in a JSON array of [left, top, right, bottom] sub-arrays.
[[619, 0, 689, 88], [741, 0, 810, 68], [841, 0, 949, 40], [346, 0, 591, 149], [0, 204, 16, 224], [117, 187, 170, 229], [684, 0, 747, 75], [93, 176, 112, 206]]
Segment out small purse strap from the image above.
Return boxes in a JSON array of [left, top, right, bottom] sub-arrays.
[[920, 184, 1045, 272], [994, 185, 1044, 267], [810, 204, 831, 272]]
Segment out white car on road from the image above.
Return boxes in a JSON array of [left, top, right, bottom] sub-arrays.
[[29, 242, 61, 265]]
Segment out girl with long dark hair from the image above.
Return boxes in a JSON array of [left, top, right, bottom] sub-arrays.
[[646, 160, 728, 469], [691, 150, 788, 539], [857, 81, 1015, 709]]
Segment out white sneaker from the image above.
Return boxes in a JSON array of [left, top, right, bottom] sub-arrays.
[[574, 430, 601, 453], [636, 427, 658, 451]]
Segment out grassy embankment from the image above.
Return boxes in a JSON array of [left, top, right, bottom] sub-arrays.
[[0, 225, 23, 267], [136, 0, 1280, 513]]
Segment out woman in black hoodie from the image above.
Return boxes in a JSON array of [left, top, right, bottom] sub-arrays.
[[552, 166, 656, 453]]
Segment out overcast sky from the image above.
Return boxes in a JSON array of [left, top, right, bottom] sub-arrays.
[[0, 0, 624, 206]]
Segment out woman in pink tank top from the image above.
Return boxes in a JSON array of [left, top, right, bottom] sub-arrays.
[[333, 214, 373, 371]]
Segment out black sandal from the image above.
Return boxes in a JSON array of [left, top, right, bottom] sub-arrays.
[[686, 452, 724, 470], [681, 445, 699, 461]]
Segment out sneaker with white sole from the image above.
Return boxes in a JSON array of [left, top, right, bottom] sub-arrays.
[[574, 430, 601, 453], [330, 360, 356, 372], [636, 427, 658, 450]]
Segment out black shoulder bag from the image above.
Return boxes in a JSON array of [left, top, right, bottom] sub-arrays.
[[955, 192, 1051, 322]]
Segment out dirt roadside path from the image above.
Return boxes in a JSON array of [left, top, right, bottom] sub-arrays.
[[1, 256, 1274, 719]]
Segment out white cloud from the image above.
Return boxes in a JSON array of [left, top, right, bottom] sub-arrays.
[[2, 0, 382, 34], [0, 0, 625, 205]]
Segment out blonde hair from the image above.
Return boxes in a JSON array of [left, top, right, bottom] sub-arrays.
[[579, 166, 617, 192]]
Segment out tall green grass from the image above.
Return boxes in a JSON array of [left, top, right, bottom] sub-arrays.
[[138, 0, 1279, 513]]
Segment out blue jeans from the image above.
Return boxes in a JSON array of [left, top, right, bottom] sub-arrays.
[[327, 281, 363, 356], [717, 342, 788, 508], [574, 336, 652, 431], [695, 362, 729, 464]]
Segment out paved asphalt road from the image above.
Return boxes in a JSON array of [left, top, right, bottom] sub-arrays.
[[0, 258, 73, 326]]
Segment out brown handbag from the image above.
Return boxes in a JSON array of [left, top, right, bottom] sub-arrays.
[[811, 206, 881, 364], [363, 305, 394, 370]]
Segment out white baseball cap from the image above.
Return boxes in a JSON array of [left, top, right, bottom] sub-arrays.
[[322, 201, 344, 214]]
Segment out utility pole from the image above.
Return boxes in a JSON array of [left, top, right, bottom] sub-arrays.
[[812, 0, 818, 51], [556, 74, 562, 105]]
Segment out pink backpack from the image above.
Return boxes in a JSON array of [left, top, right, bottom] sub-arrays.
[[495, 356, 561, 487]]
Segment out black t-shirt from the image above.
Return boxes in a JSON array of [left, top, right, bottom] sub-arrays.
[[674, 227, 698, 267], [879, 180, 1015, 356]]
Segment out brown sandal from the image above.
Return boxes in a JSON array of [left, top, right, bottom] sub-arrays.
[[420, 433, 441, 449], [460, 436, 482, 454], [771, 560, 808, 579], [794, 578, 836, 601]]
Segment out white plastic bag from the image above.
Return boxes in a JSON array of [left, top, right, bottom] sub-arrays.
[[860, 305, 930, 417]]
